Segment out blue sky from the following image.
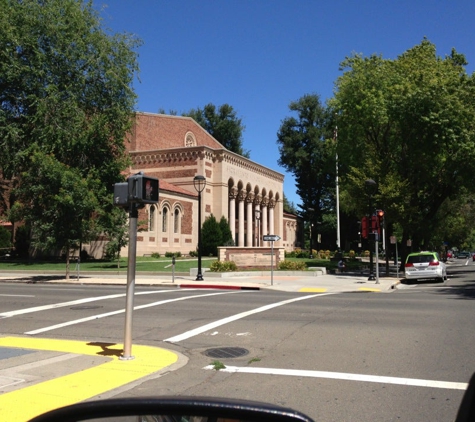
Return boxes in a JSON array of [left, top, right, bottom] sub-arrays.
[[94, 0, 475, 209]]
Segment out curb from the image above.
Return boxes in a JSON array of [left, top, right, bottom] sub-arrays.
[[179, 284, 260, 291]]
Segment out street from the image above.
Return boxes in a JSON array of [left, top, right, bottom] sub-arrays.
[[1, 262, 475, 421]]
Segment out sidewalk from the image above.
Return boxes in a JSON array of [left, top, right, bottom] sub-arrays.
[[0, 270, 400, 293]]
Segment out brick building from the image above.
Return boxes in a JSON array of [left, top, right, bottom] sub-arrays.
[[96, 112, 299, 257]]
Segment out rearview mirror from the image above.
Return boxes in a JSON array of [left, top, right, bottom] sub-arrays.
[[27, 397, 315, 422]]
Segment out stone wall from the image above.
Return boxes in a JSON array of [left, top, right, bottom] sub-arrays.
[[218, 246, 285, 269]]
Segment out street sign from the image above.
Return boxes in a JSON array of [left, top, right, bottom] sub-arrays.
[[263, 234, 281, 242]]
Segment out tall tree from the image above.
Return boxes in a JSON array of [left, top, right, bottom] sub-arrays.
[[332, 39, 475, 257], [276, 94, 335, 227], [0, 0, 140, 275], [184, 103, 250, 158]]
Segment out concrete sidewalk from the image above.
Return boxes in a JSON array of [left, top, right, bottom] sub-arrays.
[[0, 270, 400, 293]]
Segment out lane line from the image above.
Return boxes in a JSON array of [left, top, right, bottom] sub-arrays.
[[165, 293, 335, 343], [25, 291, 240, 335], [0, 289, 189, 319], [0, 336, 178, 421], [203, 365, 468, 390], [0, 294, 35, 297]]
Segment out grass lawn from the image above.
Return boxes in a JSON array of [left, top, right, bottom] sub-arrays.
[[0, 256, 217, 273], [0, 256, 366, 273]]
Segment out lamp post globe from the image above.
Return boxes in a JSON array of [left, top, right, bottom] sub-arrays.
[[193, 175, 206, 281]]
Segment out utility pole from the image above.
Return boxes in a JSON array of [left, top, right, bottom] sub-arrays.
[[335, 124, 341, 249]]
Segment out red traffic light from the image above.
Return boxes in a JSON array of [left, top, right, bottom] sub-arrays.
[[377, 209, 384, 218]]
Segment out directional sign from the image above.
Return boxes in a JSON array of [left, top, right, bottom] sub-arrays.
[[263, 234, 281, 242]]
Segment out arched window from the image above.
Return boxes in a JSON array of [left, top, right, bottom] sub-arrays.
[[162, 207, 168, 232], [174, 208, 180, 233], [149, 205, 156, 231]]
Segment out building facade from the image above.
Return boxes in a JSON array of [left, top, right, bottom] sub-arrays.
[[114, 112, 299, 257]]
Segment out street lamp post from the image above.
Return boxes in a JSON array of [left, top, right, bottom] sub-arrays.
[[193, 175, 206, 281], [365, 179, 377, 281], [255, 209, 261, 247]]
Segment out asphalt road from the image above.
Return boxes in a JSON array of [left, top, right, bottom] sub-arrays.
[[1, 262, 475, 421]]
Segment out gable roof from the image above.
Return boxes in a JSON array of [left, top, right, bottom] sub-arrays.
[[127, 112, 225, 152], [159, 179, 197, 198]]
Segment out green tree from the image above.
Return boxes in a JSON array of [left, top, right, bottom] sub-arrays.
[[276, 94, 335, 228], [201, 214, 222, 256], [218, 215, 234, 246], [184, 104, 250, 158], [0, 225, 11, 251], [1, 0, 140, 274], [11, 151, 103, 278], [332, 39, 475, 258]]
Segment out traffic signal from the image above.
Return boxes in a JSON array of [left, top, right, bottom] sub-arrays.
[[361, 216, 368, 238], [128, 173, 159, 204], [113, 173, 159, 208], [113, 182, 129, 208], [377, 209, 384, 219]]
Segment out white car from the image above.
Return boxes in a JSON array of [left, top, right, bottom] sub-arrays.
[[404, 251, 447, 282]]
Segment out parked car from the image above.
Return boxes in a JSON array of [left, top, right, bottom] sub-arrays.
[[404, 251, 447, 282], [457, 251, 471, 259]]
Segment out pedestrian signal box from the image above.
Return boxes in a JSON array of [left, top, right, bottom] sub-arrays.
[[113, 172, 159, 208], [128, 173, 159, 204]]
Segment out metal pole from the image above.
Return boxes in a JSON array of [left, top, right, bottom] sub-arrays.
[[270, 241, 274, 286], [196, 190, 203, 281], [122, 204, 138, 360], [172, 256, 175, 283], [375, 239, 380, 284], [335, 124, 340, 249]]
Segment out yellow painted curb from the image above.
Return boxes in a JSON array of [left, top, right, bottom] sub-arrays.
[[298, 287, 328, 292], [358, 288, 381, 292], [0, 336, 178, 421]]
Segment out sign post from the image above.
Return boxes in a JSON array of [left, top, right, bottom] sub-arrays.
[[263, 235, 281, 286]]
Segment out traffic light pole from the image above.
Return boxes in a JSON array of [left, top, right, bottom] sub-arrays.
[[121, 203, 138, 360]]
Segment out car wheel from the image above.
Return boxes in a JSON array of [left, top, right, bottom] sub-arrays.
[[437, 277, 444, 283]]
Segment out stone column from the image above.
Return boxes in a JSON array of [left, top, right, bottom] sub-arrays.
[[238, 190, 245, 246], [268, 199, 275, 238], [229, 187, 237, 244], [261, 197, 268, 246], [246, 192, 254, 247], [254, 195, 261, 246]]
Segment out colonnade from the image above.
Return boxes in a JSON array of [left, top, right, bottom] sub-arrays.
[[228, 187, 276, 247]]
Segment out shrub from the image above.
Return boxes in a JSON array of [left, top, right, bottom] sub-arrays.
[[278, 260, 306, 271], [210, 260, 238, 272], [151, 252, 160, 258], [165, 251, 181, 258], [189, 250, 198, 257], [201, 214, 222, 256], [349, 250, 356, 258], [219, 215, 234, 246], [104, 240, 120, 261]]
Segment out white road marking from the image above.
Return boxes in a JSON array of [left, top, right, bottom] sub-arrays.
[[24, 291, 238, 335], [165, 293, 335, 343], [0, 290, 188, 318], [0, 294, 35, 297], [203, 365, 468, 390]]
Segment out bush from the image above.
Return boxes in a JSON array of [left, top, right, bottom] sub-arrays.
[[349, 250, 356, 258], [278, 260, 306, 271], [0, 225, 12, 250], [209, 260, 237, 272], [151, 252, 160, 258], [189, 250, 197, 257], [104, 240, 120, 261], [165, 251, 181, 258], [201, 214, 222, 256]]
